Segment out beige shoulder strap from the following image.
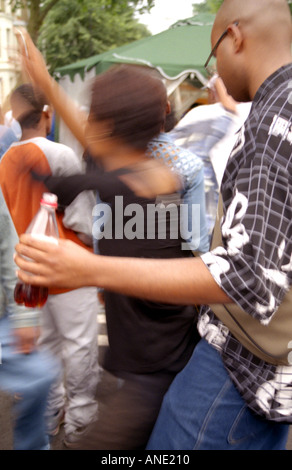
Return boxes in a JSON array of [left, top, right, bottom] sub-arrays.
[[209, 195, 292, 366]]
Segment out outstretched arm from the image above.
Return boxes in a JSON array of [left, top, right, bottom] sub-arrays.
[[14, 235, 232, 306], [15, 27, 88, 149]]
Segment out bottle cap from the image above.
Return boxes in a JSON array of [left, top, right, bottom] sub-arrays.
[[40, 192, 58, 208]]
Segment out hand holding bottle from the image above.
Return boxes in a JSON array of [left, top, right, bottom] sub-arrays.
[[15, 236, 95, 290]]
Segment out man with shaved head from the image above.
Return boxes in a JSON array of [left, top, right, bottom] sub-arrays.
[[212, 0, 292, 102], [14, 0, 292, 449]]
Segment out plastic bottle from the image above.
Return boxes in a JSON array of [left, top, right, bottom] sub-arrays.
[[14, 193, 59, 308]]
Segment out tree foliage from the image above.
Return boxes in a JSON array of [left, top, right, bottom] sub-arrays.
[[9, 0, 154, 42], [194, 0, 223, 14], [36, 0, 152, 72]]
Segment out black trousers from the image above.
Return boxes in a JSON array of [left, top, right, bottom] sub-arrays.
[[76, 368, 176, 450]]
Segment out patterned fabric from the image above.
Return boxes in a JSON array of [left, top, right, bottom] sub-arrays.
[[199, 64, 292, 422], [147, 132, 210, 253], [148, 127, 233, 239], [147, 132, 203, 187]]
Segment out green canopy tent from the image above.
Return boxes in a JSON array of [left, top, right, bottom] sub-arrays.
[[55, 13, 215, 153], [56, 13, 214, 84]]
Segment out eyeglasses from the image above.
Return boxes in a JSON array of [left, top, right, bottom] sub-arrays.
[[204, 21, 239, 74]]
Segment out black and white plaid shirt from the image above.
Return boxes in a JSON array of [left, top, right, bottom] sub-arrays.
[[199, 64, 292, 422]]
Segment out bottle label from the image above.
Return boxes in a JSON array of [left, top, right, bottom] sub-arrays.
[[20, 234, 58, 267]]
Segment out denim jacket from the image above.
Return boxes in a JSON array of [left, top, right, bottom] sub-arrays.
[[0, 188, 40, 327]]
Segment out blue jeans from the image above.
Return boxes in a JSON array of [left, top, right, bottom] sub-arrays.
[[181, 167, 209, 253], [0, 316, 59, 450], [146, 339, 290, 450]]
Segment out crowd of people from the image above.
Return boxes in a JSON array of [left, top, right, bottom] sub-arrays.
[[0, 0, 292, 451]]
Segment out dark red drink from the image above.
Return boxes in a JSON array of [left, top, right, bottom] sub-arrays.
[[13, 193, 59, 308], [14, 282, 49, 308]]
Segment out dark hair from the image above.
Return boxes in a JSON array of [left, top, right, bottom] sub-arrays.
[[90, 65, 167, 151], [11, 84, 49, 130]]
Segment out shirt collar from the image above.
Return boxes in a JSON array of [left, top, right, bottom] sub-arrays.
[[253, 63, 292, 106], [152, 132, 173, 143]]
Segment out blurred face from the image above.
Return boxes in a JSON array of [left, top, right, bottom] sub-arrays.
[[85, 115, 114, 159]]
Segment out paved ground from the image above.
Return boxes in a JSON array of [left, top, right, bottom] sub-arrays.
[[0, 304, 109, 451], [1, 374, 292, 451], [1, 306, 292, 451], [0, 366, 121, 451]]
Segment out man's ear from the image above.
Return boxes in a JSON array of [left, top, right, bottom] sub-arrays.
[[43, 104, 51, 117], [228, 22, 243, 54], [165, 101, 171, 115], [44, 106, 53, 134]]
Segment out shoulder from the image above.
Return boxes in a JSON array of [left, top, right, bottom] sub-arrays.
[[0, 140, 50, 168], [33, 137, 77, 157], [31, 138, 82, 175], [149, 132, 202, 162], [252, 87, 292, 167]]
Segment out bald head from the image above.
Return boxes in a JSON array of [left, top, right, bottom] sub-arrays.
[[211, 0, 292, 101], [215, 0, 292, 43]]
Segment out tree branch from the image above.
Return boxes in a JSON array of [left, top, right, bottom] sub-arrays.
[[38, 0, 62, 24]]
